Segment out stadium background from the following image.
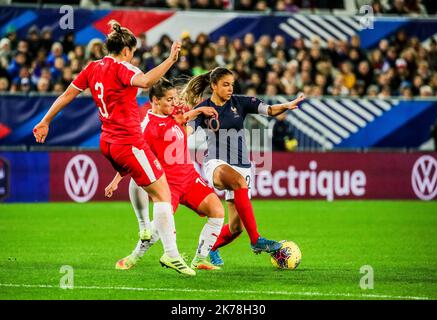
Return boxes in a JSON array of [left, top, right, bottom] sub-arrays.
[[0, 0, 437, 301]]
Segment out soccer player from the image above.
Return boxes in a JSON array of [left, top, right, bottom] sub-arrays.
[[183, 67, 305, 265], [105, 78, 225, 271], [33, 21, 195, 276]]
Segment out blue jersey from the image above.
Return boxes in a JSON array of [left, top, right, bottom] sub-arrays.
[[192, 95, 266, 168]]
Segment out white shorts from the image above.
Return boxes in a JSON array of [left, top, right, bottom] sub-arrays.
[[203, 159, 253, 201]]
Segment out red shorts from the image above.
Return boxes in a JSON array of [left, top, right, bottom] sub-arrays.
[[100, 140, 163, 187], [169, 171, 214, 214]]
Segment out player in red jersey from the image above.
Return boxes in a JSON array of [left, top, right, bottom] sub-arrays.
[[33, 21, 196, 276], [105, 78, 225, 271]]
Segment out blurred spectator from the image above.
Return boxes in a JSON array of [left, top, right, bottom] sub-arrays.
[[39, 26, 54, 54], [191, 0, 224, 9], [0, 38, 12, 69], [86, 38, 105, 61], [420, 85, 433, 97], [53, 82, 65, 94], [367, 85, 380, 97], [400, 81, 413, 99], [275, 0, 300, 12], [26, 25, 41, 55], [0, 77, 9, 92], [61, 32, 76, 56], [7, 52, 27, 80], [388, 0, 408, 14], [47, 42, 68, 67], [272, 112, 297, 151], [37, 77, 50, 93], [235, 0, 256, 11]]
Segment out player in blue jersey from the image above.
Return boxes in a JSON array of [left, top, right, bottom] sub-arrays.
[[183, 67, 305, 265]]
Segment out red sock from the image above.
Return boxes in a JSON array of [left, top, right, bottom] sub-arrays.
[[211, 224, 241, 251], [233, 188, 260, 245]]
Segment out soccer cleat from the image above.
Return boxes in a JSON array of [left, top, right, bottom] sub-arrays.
[[159, 254, 196, 276], [115, 255, 140, 270], [251, 237, 282, 254], [209, 249, 224, 266], [191, 256, 221, 270], [139, 228, 152, 242]]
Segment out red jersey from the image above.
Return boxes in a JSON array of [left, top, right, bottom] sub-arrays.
[[142, 111, 196, 186], [72, 56, 143, 145]]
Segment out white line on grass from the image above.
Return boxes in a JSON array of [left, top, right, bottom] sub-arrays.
[[0, 283, 430, 300]]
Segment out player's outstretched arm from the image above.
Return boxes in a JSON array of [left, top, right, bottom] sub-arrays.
[[267, 93, 305, 117], [184, 107, 218, 122], [132, 41, 181, 90], [33, 85, 82, 143], [105, 172, 123, 198]]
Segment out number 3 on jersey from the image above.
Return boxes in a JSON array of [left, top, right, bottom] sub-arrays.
[[95, 82, 109, 118]]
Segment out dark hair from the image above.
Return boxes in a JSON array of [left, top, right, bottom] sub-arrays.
[[182, 67, 233, 107], [105, 20, 137, 55], [149, 78, 175, 101]]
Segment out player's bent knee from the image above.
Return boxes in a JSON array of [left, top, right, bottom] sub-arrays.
[[143, 177, 171, 203], [199, 194, 225, 218], [230, 176, 247, 190]]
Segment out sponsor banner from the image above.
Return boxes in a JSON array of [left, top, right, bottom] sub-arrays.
[[250, 152, 437, 201], [0, 152, 49, 203], [46, 151, 437, 202], [49, 152, 130, 202]]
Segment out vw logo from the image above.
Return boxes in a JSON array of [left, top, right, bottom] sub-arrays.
[[411, 155, 437, 201], [64, 154, 99, 203]]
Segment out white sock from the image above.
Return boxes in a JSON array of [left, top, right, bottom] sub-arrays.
[[129, 179, 151, 231], [196, 217, 224, 259], [132, 221, 160, 258], [153, 202, 179, 258]]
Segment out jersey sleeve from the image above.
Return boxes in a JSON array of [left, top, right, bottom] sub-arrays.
[[237, 95, 270, 115], [118, 62, 143, 87], [71, 62, 91, 91]]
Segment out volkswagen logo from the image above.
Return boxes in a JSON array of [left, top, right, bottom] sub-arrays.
[[411, 155, 437, 201], [64, 154, 99, 203]]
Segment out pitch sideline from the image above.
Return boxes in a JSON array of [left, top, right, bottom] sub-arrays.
[[0, 283, 430, 300]]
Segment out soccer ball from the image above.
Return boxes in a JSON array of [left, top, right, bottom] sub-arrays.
[[270, 240, 301, 270]]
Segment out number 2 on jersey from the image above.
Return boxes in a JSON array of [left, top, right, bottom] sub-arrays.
[[95, 82, 109, 118]]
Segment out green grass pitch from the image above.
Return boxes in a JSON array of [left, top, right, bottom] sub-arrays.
[[0, 200, 436, 300]]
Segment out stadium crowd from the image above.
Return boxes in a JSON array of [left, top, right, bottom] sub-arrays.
[[0, 22, 436, 99], [5, 0, 434, 14]]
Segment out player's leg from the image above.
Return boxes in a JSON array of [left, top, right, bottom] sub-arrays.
[[212, 164, 259, 244], [125, 144, 195, 275], [116, 221, 160, 270], [142, 176, 193, 275], [209, 200, 243, 266], [128, 178, 152, 235], [116, 179, 156, 270], [212, 164, 281, 253], [190, 192, 224, 270]]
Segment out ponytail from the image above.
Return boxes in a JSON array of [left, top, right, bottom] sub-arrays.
[[181, 71, 212, 107], [105, 20, 137, 55]]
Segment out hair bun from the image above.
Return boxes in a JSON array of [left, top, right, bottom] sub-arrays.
[[109, 20, 122, 33]]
